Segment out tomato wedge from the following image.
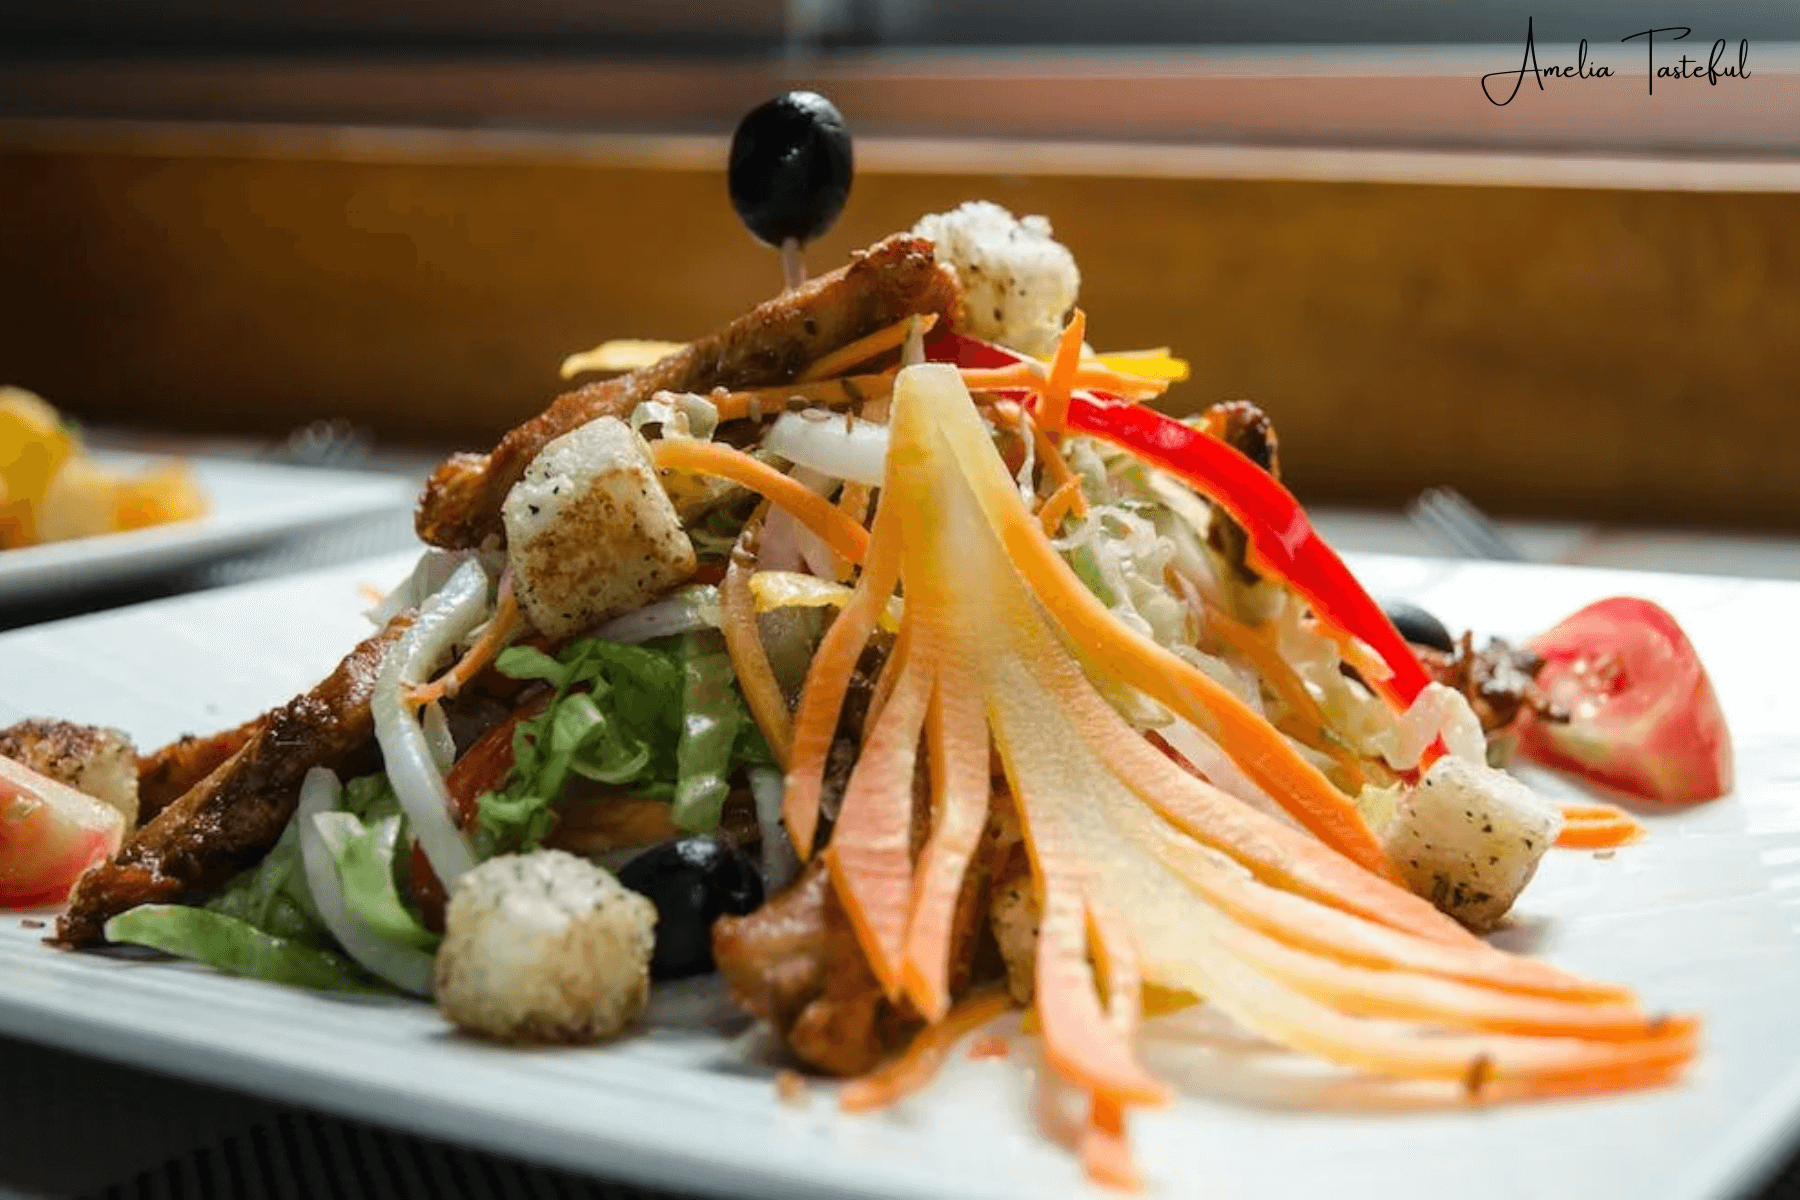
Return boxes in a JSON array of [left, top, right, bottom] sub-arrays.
[[1517, 597, 1732, 804], [0, 754, 125, 907]]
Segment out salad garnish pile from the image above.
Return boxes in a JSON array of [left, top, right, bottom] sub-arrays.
[[0, 92, 1735, 1191]]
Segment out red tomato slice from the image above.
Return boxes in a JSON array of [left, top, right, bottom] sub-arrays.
[[1517, 596, 1732, 804], [0, 753, 125, 907]]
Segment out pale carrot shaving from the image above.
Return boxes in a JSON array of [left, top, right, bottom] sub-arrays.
[[861, 611, 913, 743], [1036, 309, 1087, 439], [1029, 877, 1171, 1108], [897, 545, 995, 1019], [800, 313, 939, 382], [403, 577, 523, 709], [651, 438, 869, 566], [803, 363, 1694, 1173], [968, 1034, 1010, 1060], [782, 493, 903, 858], [970, 453, 1402, 884], [826, 643, 932, 997], [1087, 894, 1143, 1038], [1079, 1094, 1142, 1193], [1038, 477, 1085, 535], [839, 991, 1015, 1113], [720, 519, 793, 768], [357, 582, 386, 605]]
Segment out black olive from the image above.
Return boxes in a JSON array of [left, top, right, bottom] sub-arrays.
[[617, 836, 764, 980], [1383, 599, 1455, 653], [728, 91, 854, 249]]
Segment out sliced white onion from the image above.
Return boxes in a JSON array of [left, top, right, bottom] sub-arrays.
[[765, 410, 889, 487], [296, 768, 436, 996], [421, 701, 456, 775], [372, 557, 489, 892], [748, 765, 799, 894], [364, 548, 503, 627], [593, 584, 721, 644], [787, 465, 842, 580], [758, 507, 804, 573]]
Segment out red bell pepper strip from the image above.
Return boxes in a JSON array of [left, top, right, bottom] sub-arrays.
[[927, 330, 1432, 712]]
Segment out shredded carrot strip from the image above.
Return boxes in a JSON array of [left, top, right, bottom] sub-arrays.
[[782, 494, 903, 857], [800, 314, 939, 382], [651, 438, 869, 565], [720, 521, 793, 767], [827, 643, 932, 998], [707, 375, 896, 424], [1557, 815, 1644, 849], [1079, 1094, 1141, 1193], [839, 991, 1015, 1113], [958, 361, 1165, 403], [1038, 477, 1085, 535], [1036, 309, 1087, 438], [1555, 801, 1644, 848], [403, 578, 523, 708]]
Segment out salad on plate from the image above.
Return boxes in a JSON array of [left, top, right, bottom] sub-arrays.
[[0, 93, 1736, 1190]]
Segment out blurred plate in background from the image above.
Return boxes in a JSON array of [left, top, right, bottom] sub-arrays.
[[0, 452, 416, 606]]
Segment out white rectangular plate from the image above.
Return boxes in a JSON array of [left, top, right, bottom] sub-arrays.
[[0, 453, 416, 605], [2, 550, 1798, 1200]]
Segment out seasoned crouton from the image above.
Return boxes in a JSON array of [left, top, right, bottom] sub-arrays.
[[912, 201, 1080, 358], [1380, 755, 1563, 932], [435, 849, 657, 1043], [0, 718, 138, 834], [502, 417, 696, 640]]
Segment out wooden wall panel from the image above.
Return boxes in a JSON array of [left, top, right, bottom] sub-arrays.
[[2, 124, 1797, 529]]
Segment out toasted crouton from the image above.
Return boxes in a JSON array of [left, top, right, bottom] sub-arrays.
[[1381, 755, 1563, 932], [502, 417, 696, 640], [0, 718, 138, 834]]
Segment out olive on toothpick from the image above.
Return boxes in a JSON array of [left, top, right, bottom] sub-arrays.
[[728, 90, 854, 291]]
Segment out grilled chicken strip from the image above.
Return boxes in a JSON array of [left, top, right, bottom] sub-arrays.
[[56, 616, 411, 948], [135, 719, 258, 825], [415, 234, 962, 550]]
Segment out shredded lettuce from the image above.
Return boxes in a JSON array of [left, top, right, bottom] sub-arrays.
[[105, 905, 385, 994], [476, 631, 771, 854], [152, 772, 432, 989]]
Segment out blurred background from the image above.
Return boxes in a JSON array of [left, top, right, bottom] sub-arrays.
[[2, 0, 1799, 528]]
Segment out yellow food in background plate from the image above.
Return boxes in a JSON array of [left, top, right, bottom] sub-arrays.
[[0, 387, 208, 549]]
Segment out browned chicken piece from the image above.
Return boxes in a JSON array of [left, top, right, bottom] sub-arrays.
[[987, 842, 1039, 1005], [416, 234, 963, 550], [1417, 633, 1568, 735], [56, 616, 412, 948], [0, 719, 139, 832], [713, 859, 903, 1077], [135, 719, 257, 825]]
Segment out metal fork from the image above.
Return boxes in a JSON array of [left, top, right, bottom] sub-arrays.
[[267, 418, 374, 469], [1404, 485, 1527, 562]]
